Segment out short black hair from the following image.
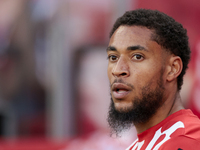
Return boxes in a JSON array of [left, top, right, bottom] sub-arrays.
[[110, 9, 190, 91]]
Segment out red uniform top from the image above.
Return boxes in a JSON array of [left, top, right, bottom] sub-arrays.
[[126, 109, 200, 150]]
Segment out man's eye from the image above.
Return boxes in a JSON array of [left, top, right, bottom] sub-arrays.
[[108, 55, 118, 61], [132, 54, 143, 60]]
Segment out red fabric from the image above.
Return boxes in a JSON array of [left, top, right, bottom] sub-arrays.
[[159, 135, 200, 150], [127, 109, 200, 150]]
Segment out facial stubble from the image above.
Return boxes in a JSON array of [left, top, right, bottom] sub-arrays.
[[107, 75, 165, 136]]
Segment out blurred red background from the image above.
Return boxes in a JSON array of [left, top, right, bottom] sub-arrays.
[[0, 0, 199, 149]]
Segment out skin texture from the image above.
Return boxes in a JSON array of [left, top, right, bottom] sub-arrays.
[[107, 25, 184, 134]]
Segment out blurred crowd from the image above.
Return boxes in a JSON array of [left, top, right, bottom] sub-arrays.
[[0, 0, 199, 149]]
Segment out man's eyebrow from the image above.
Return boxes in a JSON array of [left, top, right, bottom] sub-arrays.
[[106, 46, 116, 52], [106, 45, 148, 52], [127, 45, 148, 51]]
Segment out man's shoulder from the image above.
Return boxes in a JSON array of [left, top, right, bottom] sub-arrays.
[[126, 110, 200, 150], [159, 135, 200, 150], [165, 109, 200, 131], [176, 109, 200, 134]]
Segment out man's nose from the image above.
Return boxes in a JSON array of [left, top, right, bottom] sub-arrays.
[[112, 57, 130, 77]]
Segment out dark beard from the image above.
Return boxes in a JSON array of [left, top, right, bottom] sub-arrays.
[[107, 79, 165, 136]]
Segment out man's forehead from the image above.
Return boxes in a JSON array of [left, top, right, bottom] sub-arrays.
[[108, 26, 155, 50], [107, 25, 170, 59], [110, 26, 154, 43], [111, 25, 154, 38]]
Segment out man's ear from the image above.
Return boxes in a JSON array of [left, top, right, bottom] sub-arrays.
[[166, 56, 183, 82]]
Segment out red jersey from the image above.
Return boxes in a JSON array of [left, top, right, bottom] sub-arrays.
[[126, 109, 200, 150]]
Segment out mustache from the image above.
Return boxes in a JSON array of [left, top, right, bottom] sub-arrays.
[[110, 78, 134, 89]]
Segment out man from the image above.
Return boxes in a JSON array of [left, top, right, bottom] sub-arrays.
[[106, 9, 200, 150]]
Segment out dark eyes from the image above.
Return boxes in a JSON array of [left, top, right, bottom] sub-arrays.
[[107, 54, 144, 62], [107, 55, 118, 61], [132, 54, 143, 60]]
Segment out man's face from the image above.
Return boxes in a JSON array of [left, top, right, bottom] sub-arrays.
[[107, 26, 168, 133]]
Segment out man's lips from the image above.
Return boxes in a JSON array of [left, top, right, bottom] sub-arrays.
[[111, 83, 132, 99]]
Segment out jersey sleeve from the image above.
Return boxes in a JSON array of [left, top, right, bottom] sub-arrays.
[[159, 135, 200, 150]]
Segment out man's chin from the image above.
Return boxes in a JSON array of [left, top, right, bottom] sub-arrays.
[[114, 103, 133, 113], [107, 100, 134, 136]]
